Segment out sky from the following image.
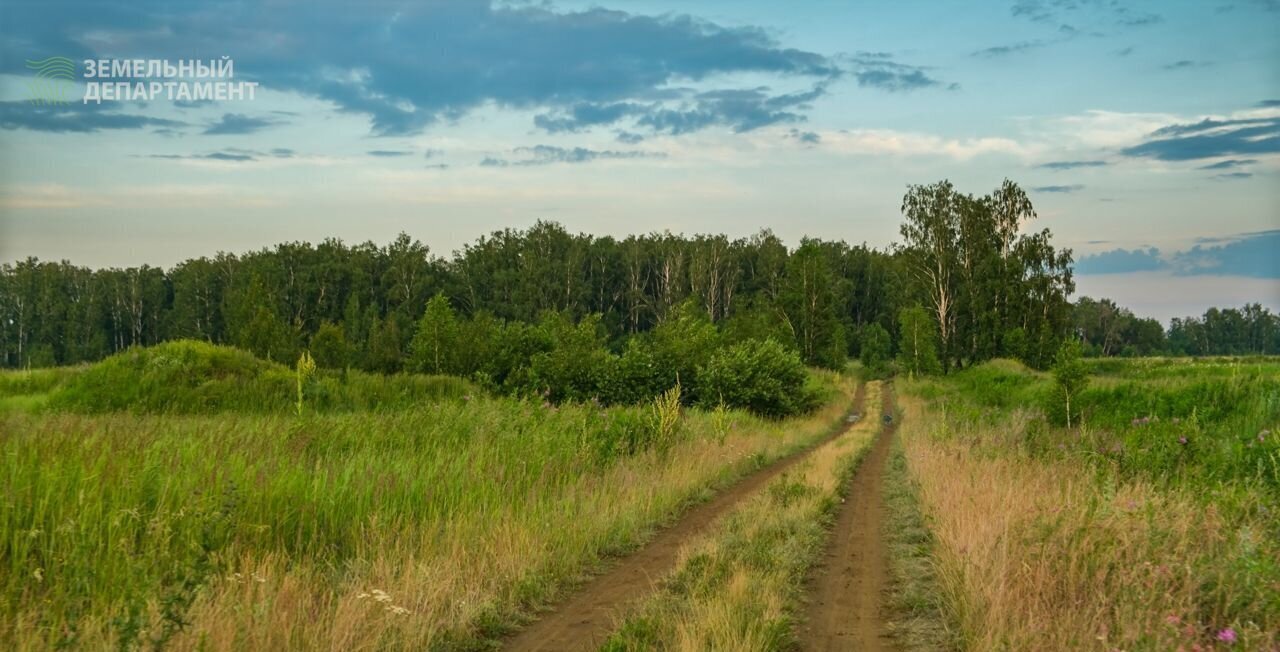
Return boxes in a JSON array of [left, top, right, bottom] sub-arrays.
[[0, 0, 1277, 324]]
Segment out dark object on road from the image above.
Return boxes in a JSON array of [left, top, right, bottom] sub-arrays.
[[882, 413, 893, 424]]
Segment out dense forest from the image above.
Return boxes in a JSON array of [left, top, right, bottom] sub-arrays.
[[0, 180, 1275, 375]]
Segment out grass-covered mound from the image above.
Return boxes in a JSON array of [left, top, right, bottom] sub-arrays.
[[44, 340, 474, 414]]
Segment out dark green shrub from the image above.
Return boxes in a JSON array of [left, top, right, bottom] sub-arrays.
[[599, 339, 666, 405], [524, 313, 612, 402], [696, 338, 818, 418]]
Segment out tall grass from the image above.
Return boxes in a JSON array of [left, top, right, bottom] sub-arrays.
[[32, 340, 475, 414], [913, 358, 1280, 492], [0, 372, 856, 650], [896, 386, 1279, 650]]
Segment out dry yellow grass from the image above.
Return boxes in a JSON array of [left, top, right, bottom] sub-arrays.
[[897, 391, 1279, 651], [602, 382, 882, 651], [10, 378, 857, 651]]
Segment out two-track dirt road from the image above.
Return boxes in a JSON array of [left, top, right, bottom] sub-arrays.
[[504, 381, 900, 652]]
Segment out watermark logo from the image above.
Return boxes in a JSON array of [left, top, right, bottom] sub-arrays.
[[23, 56, 258, 104], [25, 56, 76, 105]]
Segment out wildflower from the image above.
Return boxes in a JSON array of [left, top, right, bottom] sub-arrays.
[[1165, 614, 1180, 625], [1216, 628, 1237, 644], [1178, 436, 1188, 445]]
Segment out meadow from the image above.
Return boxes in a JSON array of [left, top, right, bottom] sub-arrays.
[[896, 357, 1280, 650], [0, 341, 855, 650], [4, 335, 1278, 652]]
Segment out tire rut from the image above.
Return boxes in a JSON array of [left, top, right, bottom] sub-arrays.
[[502, 383, 869, 652], [798, 382, 899, 652]]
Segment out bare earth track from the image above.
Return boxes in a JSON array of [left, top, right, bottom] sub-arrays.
[[798, 382, 899, 652], [503, 383, 869, 652]]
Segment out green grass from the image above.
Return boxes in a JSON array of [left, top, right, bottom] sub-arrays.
[[911, 358, 1280, 492], [19, 340, 475, 414], [883, 442, 959, 651], [898, 357, 1280, 649], [0, 344, 853, 649]]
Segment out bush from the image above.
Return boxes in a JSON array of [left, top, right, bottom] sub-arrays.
[[696, 338, 818, 418], [648, 301, 721, 403], [524, 313, 612, 402], [599, 339, 666, 405]]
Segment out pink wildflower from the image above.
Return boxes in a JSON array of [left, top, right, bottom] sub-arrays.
[[1216, 628, 1237, 644]]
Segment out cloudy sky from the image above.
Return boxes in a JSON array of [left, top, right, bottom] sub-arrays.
[[0, 0, 1277, 323]]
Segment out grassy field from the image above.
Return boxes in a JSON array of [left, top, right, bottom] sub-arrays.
[[0, 344, 856, 650], [897, 357, 1280, 650], [6, 343, 1277, 651]]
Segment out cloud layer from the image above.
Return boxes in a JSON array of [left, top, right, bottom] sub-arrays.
[[1121, 116, 1280, 160], [1076, 231, 1280, 278]]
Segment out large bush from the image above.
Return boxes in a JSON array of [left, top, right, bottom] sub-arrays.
[[696, 338, 819, 418]]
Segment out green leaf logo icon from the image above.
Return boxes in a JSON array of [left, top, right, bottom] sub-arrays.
[[26, 56, 77, 105]]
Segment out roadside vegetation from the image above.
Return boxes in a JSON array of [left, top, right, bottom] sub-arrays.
[[897, 357, 1280, 650], [602, 383, 882, 651], [0, 345, 856, 650], [882, 440, 958, 651]]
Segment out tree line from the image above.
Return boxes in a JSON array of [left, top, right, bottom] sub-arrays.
[[1073, 297, 1280, 357], [0, 179, 1271, 376]]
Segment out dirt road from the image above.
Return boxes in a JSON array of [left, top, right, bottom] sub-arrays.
[[798, 382, 898, 652], [503, 383, 868, 652]]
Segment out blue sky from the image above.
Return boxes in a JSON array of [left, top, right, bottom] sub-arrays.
[[0, 0, 1277, 323]]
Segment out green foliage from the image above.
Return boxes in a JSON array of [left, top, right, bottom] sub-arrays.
[[4, 223, 1276, 376], [696, 338, 818, 418], [365, 316, 403, 374], [720, 300, 793, 348], [896, 306, 941, 378], [1001, 326, 1028, 363], [599, 338, 665, 405], [918, 357, 1280, 492], [2, 379, 844, 647], [650, 382, 684, 455], [898, 180, 1074, 372], [410, 293, 461, 374], [43, 340, 473, 414], [858, 323, 892, 373], [525, 313, 612, 403], [308, 322, 349, 370], [647, 300, 721, 400], [780, 242, 848, 369], [1050, 339, 1089, 427]]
